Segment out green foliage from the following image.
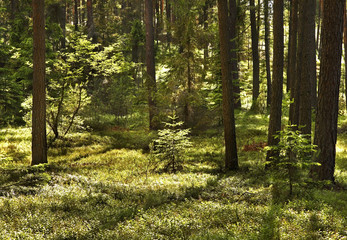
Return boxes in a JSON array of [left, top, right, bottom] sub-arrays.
[[265, 125, 318, 200], [151, 113, 192, 172], [0, 110, 346, 239]]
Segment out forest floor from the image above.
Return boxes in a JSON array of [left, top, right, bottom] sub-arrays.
[[0, 111, 346, 239]]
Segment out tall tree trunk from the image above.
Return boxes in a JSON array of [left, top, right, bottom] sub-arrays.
[[10, 0, 18, 21], [266, 0, 284, 165], [230, 0, 241, 109], [81, 0, 85, 25], [74, 0, 79, 31], [202, 0, 209, 75], [264, 0, 272, 108], [32, 0, 47, 165], [344, 5, 347, 111], [287, 0, 298, 97], [298, 0, 316, 137], [61, 2, 66, 49], [313, 0, 344, 182], [250, 0, 260, 108], [292, 0, 303, 128], [217, 0, 238, 171], [87, 0, 96, 42], [145, 0, 158, 130], [166, 0, 171, 47]]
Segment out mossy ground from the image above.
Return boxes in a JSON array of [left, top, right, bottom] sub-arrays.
[[0, 111, 346, 239]]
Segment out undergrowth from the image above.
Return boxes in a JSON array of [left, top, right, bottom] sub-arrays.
[[0, 111, 346, 239]]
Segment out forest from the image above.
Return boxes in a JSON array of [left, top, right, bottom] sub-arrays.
[[0, 0, 347, 239]]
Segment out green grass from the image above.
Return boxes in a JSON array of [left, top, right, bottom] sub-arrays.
[[0, 110, 346, 239]]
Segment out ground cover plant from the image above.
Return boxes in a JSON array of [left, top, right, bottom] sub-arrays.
[[0, 110, 346, 239]]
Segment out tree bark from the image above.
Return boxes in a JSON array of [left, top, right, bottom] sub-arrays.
[[250, 0, 260, 108], [74, 0, 79, 31], [344, 5, 347, 111], [266, 0, 284, 164], [230, 0, 241, 109], [32, 0, 47, 165], [298, 0, 316, 137], [313, 0, 344, 182], [291, 0, 303, 128], [87, 0, 96, 42], [217, 0, 238, 171], [145, 0, 158, 130], [264, 0, 272, 108]]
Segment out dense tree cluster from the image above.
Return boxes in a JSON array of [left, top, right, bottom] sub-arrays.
[[0, 0, 346, 182]]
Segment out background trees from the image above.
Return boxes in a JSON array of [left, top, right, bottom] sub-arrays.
[[0, 0, 346, 181]]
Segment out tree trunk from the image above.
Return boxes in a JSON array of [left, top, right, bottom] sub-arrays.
[[166, 0, 171, 47], [287, 0, 298, 98], [264, 0, 272, 108], [298, 0, 316, 137], [74, 0, 79, 31], [313, 0, 344, 182], [32, 0, 47, 165], [10, 0, 18, 21], [266, 0, 284, 165], [217, 0, 238, 171], [230, 0, 241, 109], [145, 0, 158, 130], [250, 0, 260, 108], [81, 0, 85, 25], [344, 5, 347, 111], [87, 0, 96, 42], [292, 0, 303, 128]]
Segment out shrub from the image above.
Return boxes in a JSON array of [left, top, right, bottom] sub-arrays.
[[150, 113, 192, 173], [265, 125, 318, 199]]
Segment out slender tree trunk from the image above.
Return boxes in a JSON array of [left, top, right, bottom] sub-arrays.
[[264, 0, 272, 108], [292, 0, 303, 127], [230, 0, 241, 109], [87, 0, 96, 42], [344, 5, 347, 111], [313, 0, 344, 182], [217, 0, 238, 171], [32, 0, 47, 165], [166, 0, 171, 48], [145, 0, 158, 130], [202, 0, 209, 75], [266, 0, 284, 165], [74, 0, 78, 31], [287, 0, 298, 97], [81, 0, 85, 25], [298, 0, 316, 137], [250, 0, 260, 108], [61, 2, 66, 49], [10, 0, 18, 21]]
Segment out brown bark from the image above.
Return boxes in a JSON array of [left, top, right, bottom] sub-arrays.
[[74, 0, 79, 31], [217, 0, 238, 170], [266, 0, 284, 164], [264, 0, 272, 107], [344, 5, 347, 111], [166, 0, 172, 47], [292, 0, 303, 128], [145, 0, 158, 130], [230, 0, 241, 109], [87, 0, 96, 42], [313, 0, 344, 182], [298, 0, 316, 137], [287, 0, 298, 98], [32, 0, 47, 165], [250, 0, 260, 108]]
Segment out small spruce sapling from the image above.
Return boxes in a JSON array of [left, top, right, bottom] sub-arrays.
[[150, 112, 192, 173], [265, 125, 318, 198]]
